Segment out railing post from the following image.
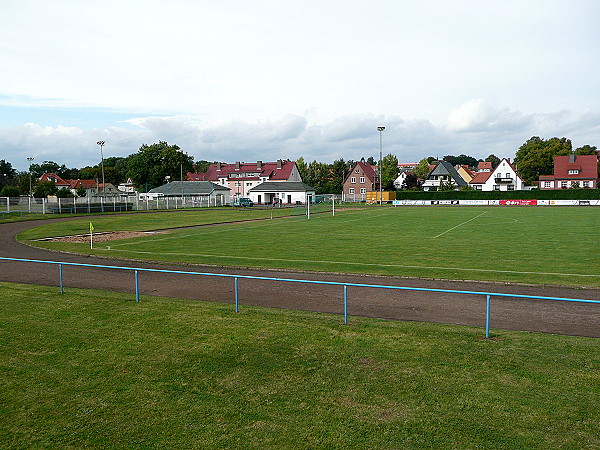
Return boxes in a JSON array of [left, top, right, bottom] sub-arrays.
[[235, 277, 239, 312], [485, 294, 491, 338], [343, 285, 348, 324], [59, 263, 64, 294], [135, 270, 140, 302]]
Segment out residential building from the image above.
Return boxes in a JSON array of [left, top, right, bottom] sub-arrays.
[[247, 181, 316, 205], [187, 160, 302, 199], [456, 165, 475, 183], [477, 161, 493, 172], [539, 154, 599, 189], [39, 173, 119, 196], [342, 160, 379, 201], [422, 161, 467, 191], [469, 158, 525, 191]]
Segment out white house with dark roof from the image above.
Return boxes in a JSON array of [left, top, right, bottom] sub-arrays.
[[422, 161, 467, 191], [148, 181, 231, 205]]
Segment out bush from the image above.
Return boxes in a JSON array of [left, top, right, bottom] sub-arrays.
[[0, 186, 20, 197]]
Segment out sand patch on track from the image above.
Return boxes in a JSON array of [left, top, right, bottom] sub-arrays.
[[48, 231, 168, 243]]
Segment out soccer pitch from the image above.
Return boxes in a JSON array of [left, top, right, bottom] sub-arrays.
[[21, 206, 600, 288]]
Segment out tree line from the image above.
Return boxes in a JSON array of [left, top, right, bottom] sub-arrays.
[[1, 136, 597, 197]]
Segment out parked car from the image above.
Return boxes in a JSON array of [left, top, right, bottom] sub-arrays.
[[233, 197, 253, 207]]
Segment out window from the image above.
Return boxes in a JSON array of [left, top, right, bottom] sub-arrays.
[[349, 188, 355, 194], [350, 177, 356, 183], [360, 188, 366, 194], [568, 169, 579, 175], [561, 181, 568, 188], [493, 185, 500, 190], [582, 181, 590, 187], [474, 185, 482, 190], [543, 181, 552, 188], [360, 177, 365, 183], [507, 185, 514, 190]]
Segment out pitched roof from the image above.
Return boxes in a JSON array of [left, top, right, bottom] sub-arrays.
[[188, 160, 297, 182], [553, 154, 598, 179], [67, 179, 97, 189], [478, 161, 493, 171], [345, 161, 377, 183], [427, 161, 467, 186], [149, 181, 230, 195], [248, 181, 315, 192], [39, 173, 69, 186], [469, 171, 493, 184]]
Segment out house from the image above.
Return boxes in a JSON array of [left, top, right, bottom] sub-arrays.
[[456, 165, 475, 183], [477, 161, 493, 172], [539, 154, 599, 189], [67, 179, 99, 196], [343, 160, 379, 201], [148, 181, 231, 205], [469, 158, 525, 191], [187, 160, 302, 199], [422, 161, 467, 191], [118, 178, 137, 194], [38, 173, 70, 190], [247, 181, 316, 205], [393, 170, 412, 189], [397, 162, 418, 171]]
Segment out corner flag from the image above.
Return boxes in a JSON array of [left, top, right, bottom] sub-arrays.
[[89, 222, 94, 249]]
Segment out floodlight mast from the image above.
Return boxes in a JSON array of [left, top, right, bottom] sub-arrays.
[[26, 156, 34, 196], [96, 141, 106, 196], [377, 126, 385, 206]]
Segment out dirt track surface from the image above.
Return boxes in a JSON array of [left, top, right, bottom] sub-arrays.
[[1, 217, 599, 337]]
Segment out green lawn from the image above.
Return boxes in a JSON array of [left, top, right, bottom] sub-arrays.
[[19, 206, 600, 288], [0, 283, 598, 448]]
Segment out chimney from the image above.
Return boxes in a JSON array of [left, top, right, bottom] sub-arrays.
[[216, 162, 222, 171], [257, 160, 262, 170], [277, 159, 283, 169], [235, 161, 241, 170], [569, 153, 575, 163]]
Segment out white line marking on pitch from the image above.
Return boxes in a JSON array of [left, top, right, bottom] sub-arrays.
[[432, 211, 488, 238], [97, 248, 600, 278]]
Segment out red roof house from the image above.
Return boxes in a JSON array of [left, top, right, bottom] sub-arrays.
[[187, 160, 302, 198], [539, 154, 599, 189], [343, 160, 379, 201]]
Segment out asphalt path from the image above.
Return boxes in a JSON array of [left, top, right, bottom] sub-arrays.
[[1, 217, 599, 337]]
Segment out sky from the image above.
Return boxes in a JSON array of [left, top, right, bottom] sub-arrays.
[[1, 0, 599, 171]]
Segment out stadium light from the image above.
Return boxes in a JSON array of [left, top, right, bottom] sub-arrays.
[[26, 156, 34, 196], [96, 141, 106, 196], [377, 126, 385, 206]]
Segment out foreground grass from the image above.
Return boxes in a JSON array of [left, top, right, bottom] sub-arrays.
[[20, 206, 600, 288], [1, 283, 598, 448]]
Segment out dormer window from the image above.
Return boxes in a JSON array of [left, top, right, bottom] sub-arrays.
[[568, 169, 579, 175]]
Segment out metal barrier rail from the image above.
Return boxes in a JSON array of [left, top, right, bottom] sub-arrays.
[[1, 256, 598, 338]]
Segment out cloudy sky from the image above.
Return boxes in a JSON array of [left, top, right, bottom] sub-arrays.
[[1, 0, 599, 171]]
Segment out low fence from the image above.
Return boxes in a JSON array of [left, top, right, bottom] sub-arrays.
[[1, 256, 598, 338], [0, 195, 226, 216]]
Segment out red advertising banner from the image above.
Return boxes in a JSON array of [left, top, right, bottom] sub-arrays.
[[499, 199, 538, 206]]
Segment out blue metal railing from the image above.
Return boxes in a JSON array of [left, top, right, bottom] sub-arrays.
[[1, 256, 598, 337]]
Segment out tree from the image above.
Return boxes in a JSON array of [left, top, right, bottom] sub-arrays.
[[366, 156, 376, 166], [484, 154, 501, 168], [400, 172, 422, 190], [127, 141, 194, 191], [296, 157, 308, 182], [56, 188, 74, 198], [0, 160, 17, 188], [327, 159, 348, 194], [380, 153, 399, 190], [33, 181, 58, 198], [304, 160, 331, 194], [514, 136, 572, 184], [413, 158, 431, 179], [574, 145, 598, 155], [76, 186, 87, 197]]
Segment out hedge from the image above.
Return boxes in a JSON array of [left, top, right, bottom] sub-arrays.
[[395, 189, 600, 201]]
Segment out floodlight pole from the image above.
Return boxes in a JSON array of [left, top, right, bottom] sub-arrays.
[[96, 141, 105, 196], [26, 156, 34, 196], [377, 126, 385, 206]]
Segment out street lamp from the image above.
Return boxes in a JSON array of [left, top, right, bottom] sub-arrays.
[[178, 151, 185, 207], [26, 156, 34, 196], [96, 141, 105, 196], [377, 126, 385, 206]]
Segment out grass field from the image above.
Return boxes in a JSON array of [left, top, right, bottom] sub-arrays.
[[19, 206, 600, 288], [1, 282, 598, 448]]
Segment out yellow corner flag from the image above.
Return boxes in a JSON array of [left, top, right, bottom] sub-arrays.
[[89, 222, 94, 249]]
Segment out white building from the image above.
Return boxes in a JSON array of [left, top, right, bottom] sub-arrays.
[[247, 181, 316, 205], [469, 158, 525, 191]]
